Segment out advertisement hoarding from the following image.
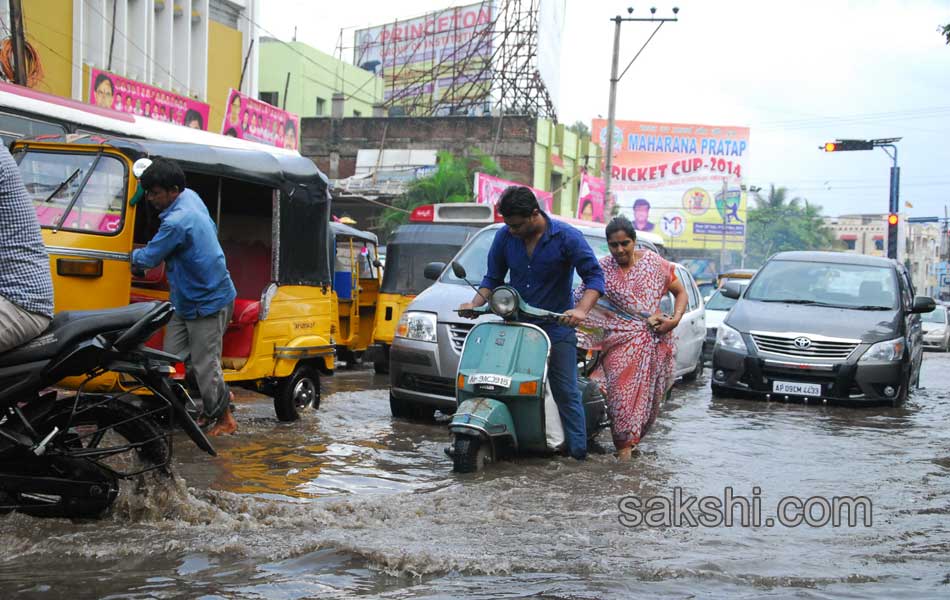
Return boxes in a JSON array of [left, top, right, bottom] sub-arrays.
[[536, 0, 565, 113], [354, 2, 494, 115], [89, 68, 210, 130], [474, 172, 553, 213], [220, 89, 300, 150], [592, 119, 751, 251]]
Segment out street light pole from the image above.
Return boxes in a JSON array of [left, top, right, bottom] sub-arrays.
[[602, 7, 679, 214]]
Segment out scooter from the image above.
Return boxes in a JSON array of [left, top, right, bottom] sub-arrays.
[[445, 263, 608, 473]]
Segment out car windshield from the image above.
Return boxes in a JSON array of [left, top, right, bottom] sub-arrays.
[[439, 228, 615, 287], [922, 305, 947, 324], [744, 259, 899, 309], [15, 149, 127, 235]]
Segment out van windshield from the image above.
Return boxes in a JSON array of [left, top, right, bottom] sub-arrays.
[[744, 259, 898, 310], [381, 242, 464, 295], [16, 149, 127, 235]]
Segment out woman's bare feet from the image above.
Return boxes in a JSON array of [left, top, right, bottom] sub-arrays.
[[207, 407, 237, 436], [616, 445, 638, 460]]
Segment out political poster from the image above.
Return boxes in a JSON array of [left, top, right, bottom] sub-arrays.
[[576, 172, 607, 223], [220, 89, 300, 150], [591, 119, 751, 251], [89, 68, 209, 130], [474, 172, 553, 213]]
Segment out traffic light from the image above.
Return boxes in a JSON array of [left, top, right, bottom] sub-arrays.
[[887, 213, 899, 259], [822, 139, 875, 152]]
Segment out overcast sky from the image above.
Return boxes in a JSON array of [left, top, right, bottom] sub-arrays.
[[261, 0, 950, 220]]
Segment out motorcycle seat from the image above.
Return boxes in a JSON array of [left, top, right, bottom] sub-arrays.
[[0, 302, 161, 367]]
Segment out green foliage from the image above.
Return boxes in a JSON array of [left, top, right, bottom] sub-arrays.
[[377, 148, 504, 238], [942, 23, 950, 44], [566, 120, 590, 138], [745, 184, 836, 267]]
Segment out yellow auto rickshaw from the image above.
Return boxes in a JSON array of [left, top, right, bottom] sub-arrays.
[[330, 221, 381, 366], [13, 134, 335, 421], [369, 202, 497, 374]]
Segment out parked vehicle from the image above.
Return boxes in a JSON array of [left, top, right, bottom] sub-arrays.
[[387, 220, 671, 419], [702, 283, 749, 364], [660, 264, 706, 382], [921, 304, 950, 351], [446, 271, 608, 472], [370, 203, 498, 375], [717, 268, 757, 289], [13, 133, 334, 422], [711, 251, 935, 406], [0, 301, 215, 519], [330, 222, 382, 367]]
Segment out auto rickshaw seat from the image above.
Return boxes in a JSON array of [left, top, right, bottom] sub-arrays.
[[219, 241, 270, 363]]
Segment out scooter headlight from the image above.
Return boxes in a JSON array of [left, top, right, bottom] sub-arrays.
[[490, 287, 518, 318]]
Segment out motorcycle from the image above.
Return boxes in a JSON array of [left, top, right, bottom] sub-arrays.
[[0, 301, 215, 518], [446, 263, 609, 473]]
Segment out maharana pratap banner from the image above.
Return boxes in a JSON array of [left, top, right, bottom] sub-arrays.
[[591, 119, 751, 251], [220, 89, 300, 150], [89, 68, 210, 130]]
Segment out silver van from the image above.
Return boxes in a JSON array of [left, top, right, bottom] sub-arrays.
[[388, 222, 704, 419]]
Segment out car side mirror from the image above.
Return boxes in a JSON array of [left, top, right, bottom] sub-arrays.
[[721, 281, 743, 300], [423, 261, 446, 281], [451, 261, 467, 280], [911, 295, 936, 314]]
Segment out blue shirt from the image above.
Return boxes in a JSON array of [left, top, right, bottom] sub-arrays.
[[481, 214, 605, 342], [132, 188, 236, 319]]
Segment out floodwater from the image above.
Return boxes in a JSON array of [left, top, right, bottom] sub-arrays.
[[2, 354, 950, 598]]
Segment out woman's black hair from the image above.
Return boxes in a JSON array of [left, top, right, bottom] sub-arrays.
[[605, 215, 637, 241], [497, 186, 540, 218], [94, 72, 114, 92], [579, 198, 593, 216], [184, 109, 204, 129], [284, 119, 296, 134], [140, 158, 186, 192]]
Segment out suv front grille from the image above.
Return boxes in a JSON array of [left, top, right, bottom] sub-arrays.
[[751, 331, 859, 360], [448, 323, 474, 352]]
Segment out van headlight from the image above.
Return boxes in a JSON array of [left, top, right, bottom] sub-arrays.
[[396, 311, 438, 343], [859, 337, 905, 364], [716, 323, 747, 352], [490, 287, 518, 318]]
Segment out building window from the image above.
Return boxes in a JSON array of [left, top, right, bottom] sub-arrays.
[[353, 110, 362, 117], [844, 239, 856, 250], [259, 91, 279, 107], [316, 97, 326, 116]]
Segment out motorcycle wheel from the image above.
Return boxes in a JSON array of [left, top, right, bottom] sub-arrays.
[[451, 434, 488, 473], [274, 364, 320, 422], [5, 398, 170, 519]]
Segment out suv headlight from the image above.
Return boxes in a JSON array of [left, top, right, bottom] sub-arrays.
[[716, 323, 747, 352], [396, 311, 438, 343], [859, 337, 905, 364]]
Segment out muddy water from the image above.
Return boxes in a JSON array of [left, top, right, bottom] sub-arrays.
[[2, 356, 950, 598]]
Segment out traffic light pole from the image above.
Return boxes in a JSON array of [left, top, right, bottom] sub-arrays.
[[880, 143, 899, 259]]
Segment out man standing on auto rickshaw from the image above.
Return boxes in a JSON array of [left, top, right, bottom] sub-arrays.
[[132, 158, 238, 436]]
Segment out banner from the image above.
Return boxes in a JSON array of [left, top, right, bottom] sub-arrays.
[[89, 68, 210, 130], [591, 119, 751, 251], [576, 172, 607, 223], [354, 2, 494, 116], [474, 172, 553, 213], [220, 89, 300, 150]]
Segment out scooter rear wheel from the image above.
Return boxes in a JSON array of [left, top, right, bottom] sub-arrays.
[[450, 434, 488, 473]]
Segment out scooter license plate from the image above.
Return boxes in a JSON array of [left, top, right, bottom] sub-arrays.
[[468, 374, 512, 388]]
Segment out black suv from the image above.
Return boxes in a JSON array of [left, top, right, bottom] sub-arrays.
[[711, 251, 935, 405]]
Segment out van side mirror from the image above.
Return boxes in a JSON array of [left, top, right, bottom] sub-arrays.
[[451, 261, 467, 280], [911, 295, 936, 314], [423, 262, 446, 281], [721, 281, 743, 300]]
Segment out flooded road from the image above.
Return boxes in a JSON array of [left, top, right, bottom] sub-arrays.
[[2, 353, 950, 598]]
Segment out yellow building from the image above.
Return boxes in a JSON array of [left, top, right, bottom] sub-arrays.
[[3, 0, 260, 130]]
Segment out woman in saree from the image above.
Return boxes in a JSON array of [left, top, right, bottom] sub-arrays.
[[575, 216, 688, 459]]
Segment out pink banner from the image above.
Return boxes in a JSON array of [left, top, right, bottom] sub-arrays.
[[220, 89, 300, 150], [89, 68, 210, 130], [474, 172, 553, 213], [576, 172, 608, 223]]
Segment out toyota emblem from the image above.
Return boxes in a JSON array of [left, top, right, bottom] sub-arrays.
[[793, 336, 812, 349]]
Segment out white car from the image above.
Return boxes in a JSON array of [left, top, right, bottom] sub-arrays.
[[660, 264, 706, 382], [701, 283, 748, 364], [921, 304, 950, 351]]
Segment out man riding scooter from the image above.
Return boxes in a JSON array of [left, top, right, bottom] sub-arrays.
[[458, 187, 604, 460]]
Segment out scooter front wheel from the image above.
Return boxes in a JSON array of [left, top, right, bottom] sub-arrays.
[[449, 434, 489, 473]]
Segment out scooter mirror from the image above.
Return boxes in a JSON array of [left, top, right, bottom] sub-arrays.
[[451, 261, 467, 280], [132, 158, 153, 179]]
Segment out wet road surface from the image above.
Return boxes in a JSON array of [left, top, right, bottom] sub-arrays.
[[2, 354, 950, 598]]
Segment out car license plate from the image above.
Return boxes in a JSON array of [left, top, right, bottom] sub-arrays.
[[468, 374, 512, 388], [772, 380, 821, 396]]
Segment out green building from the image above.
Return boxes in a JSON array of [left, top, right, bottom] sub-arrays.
[[258, 38, 383, 118]]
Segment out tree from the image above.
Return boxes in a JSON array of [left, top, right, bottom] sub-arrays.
[[744, 184, 836, 267], [941, 23, 950, 44], [566, 120, 590, 139], [377, 148, 504, 238]]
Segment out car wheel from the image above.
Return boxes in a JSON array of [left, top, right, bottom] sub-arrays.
[[711, 383, 728, 398], [893, 370, 911, 407], [944, 336, 950, 353], [682, 355, 703, 383], [389, 392, 411, 418], [274, 364, 320, 422]]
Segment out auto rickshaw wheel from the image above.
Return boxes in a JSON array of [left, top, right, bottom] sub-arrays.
[[450, 434, 488, 473], [274, 364, 320, 422], [374, 346, 390, 375]]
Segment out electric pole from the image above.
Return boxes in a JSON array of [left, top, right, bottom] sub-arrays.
[[8, 0, 28, 86]]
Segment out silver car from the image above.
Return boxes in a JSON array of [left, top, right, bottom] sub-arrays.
[[388, 222, 704, 419], [921, 304, 950, 351]]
